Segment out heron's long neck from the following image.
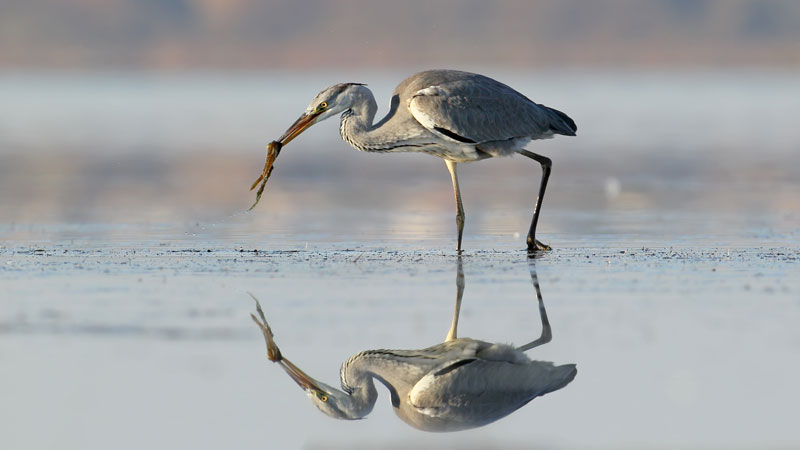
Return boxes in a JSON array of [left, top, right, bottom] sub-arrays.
[[339, 91, 382, 151], [336, 354, 379, 418], [340, 91, 417, 152], [340, 350, 434, 411]]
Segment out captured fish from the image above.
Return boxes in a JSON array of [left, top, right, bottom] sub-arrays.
[[248, 140, 282, 210], [247, 100, 322, 211]]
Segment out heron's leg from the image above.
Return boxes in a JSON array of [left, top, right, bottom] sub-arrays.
[[518, 150, 552, 253], [516, 263, 552, 352], [445, 256, 465, 342], [445, 160, 465, 253]]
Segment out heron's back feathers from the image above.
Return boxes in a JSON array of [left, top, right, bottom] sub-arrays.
[[402, 70, 577, 146]]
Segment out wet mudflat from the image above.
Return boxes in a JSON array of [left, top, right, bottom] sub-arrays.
[[1, 223, 798, 449]]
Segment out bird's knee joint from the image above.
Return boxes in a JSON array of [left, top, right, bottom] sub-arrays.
[[541, 328, 552, 343]]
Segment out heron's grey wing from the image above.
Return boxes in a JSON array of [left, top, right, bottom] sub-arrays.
[[407, 78, 573, 144], [408, 359, 577, 426]]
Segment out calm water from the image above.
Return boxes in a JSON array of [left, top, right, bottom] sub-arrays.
[[1, 70, 799, 449]]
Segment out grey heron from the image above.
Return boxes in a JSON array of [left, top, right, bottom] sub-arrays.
[[250, 69, 577, 253], [249, 259, 577, 431]]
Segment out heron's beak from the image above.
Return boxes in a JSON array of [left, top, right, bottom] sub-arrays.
[[278, 110, 322, 146], [278, 358, 326, 394]]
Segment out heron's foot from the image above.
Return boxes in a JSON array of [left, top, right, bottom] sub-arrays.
[[526, 238, 552, 254], [249, 294, 282, 362]]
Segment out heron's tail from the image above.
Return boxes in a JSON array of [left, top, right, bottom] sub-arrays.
[[531, 362, 578, 397], [545, 106, 577, 136], [545, 363, 577, 393]]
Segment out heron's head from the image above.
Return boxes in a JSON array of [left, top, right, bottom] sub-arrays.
[[279, 358, 369, 420], [247, 82, 370, 209], [278, 83, 368, 145], [305, 381, 367, 420]]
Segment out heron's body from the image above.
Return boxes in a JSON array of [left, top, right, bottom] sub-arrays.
[[339, 70, 576, 162], [255, 69, 577, 252], [339, 339, 576, 432]]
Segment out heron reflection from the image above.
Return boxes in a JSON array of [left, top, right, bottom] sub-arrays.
[[250, 259, 576, 432]]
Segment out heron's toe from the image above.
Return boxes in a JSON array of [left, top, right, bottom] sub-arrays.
[[526, 240, 552, 254]]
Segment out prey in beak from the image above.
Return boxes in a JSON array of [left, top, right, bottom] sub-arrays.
[[248, 110, 323, 210]]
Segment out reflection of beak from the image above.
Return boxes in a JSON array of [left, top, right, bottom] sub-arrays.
[[278, 110, 322, 146], [278, 358, 325, 394], [250, 297, 326, 395]]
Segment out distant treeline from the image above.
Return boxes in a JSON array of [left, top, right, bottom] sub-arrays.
[[2, 0, 799, 68]]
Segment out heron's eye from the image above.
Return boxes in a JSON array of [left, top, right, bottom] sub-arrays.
[[317, 392, 328, 402], [318, 102, 328, 110]]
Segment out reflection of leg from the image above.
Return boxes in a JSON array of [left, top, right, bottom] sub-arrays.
[[516, 263, 553, 352], [445, 160, 465, 253], [518, 149, 552, 252], [249, 293, 283, 362], [445, 257, 465, 342]]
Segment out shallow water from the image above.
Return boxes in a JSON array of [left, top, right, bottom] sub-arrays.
[[1, 70, 800, 449], [2, 227, 799, 449]]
